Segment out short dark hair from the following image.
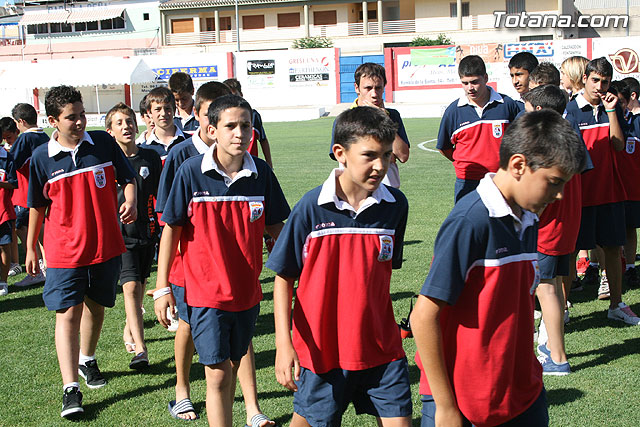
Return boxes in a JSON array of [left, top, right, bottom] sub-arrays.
[[45, 85, 82, 119], [458, 55, 486, 77], [354, 63, 387, 86], [334, 106, 397, 150], [223, 78, 243, 96], [530, 62, 560, 87], [522, 85, 568, 114], [609, 81, 631, 103], [0, 117, 17, 135], [508, 52, 539, 72], [105, 102, 137, 130], [139, 94, 150, 116], [196, 81, 231, 114], [207, 94, 252, 127], [585, 57, 613, 79], [168, 72, 194, 95], [622, 76, 640, 98], [146, 86, 175, 110], [11, 103, 37, 126], [499, 109, 586, 175]]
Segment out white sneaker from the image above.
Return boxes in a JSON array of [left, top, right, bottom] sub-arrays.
[[39, 259, 47, 278], [0, 282, 8, 296], [608, 302, 640, 325], [537, 318, 548, 346], [14, 273, 46, 287], [598, 275, 610, 300], [8, 263, 21, 277], [167, 307, 179, 332]]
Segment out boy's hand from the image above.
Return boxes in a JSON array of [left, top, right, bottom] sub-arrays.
[[601, 92, 618, 111], [154, 293, 176, 328], [275, 343, 300, 391], [25, 249, 40, 276], [119, 200, 137, 224]]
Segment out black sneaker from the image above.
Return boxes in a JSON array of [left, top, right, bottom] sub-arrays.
[[78, 359, 107, 389], [624, 267, 640, 288], [581, 265, 600, 287], [61, 387, 83, 418]]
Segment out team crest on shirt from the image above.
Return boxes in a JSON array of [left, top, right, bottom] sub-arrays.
[[0, 169, 5, 182], [626, 137, 636, 154], [93, 168, 106, 189], [378, 235, 394, 262], [492, 123, 503, 138], [249, 201, 264, 223], [139, 166, 150, 179], [530, 260, 541, 295]]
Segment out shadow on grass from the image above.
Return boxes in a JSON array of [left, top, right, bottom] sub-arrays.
[[0, 292, 44, 313], [255, 348, 276, 371], [392, 291, 416, 302], [234, 388, 292, 403], [570, 337, 640, 372], [546, 387, 584, 406], [404, 240, 423, 246]]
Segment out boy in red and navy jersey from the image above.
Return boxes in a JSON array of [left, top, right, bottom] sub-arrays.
[[25, 86, 137, 418], [565, 57, 639, 325], [0, 137, 17, 296], [412, 110, 586, 427], [438, 55, 520, 203], [141, 86, 186, 164], [267, 107, 411, 427], [169, 72, 199, 135], [154, 94, 289, 426], [10, 103, 49, 286]]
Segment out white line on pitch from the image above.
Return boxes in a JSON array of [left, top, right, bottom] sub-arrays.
[[418, 139, 439, 153]]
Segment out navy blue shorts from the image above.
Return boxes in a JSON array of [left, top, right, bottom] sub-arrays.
[[43, 256, 122, 311], [119, 244, 155, 286], [14, 205, 28, 230], [420, 387, 548, 427], [293, 358, 412, 426], [576, 202, 626, 249], [538, 252, 571, 280], [0, 221, 12, 246], [624, 200, 640, 229], [187, 303, 259, 366], [454, 178, 480, 204], [171, 283, 188, 323]]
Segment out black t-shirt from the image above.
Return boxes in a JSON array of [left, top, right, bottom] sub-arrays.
[[117, 147, 162, 248]]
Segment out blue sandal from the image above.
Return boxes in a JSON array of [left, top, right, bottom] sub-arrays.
[[246, 413, 275, 427], [168, 398, 199, 421]]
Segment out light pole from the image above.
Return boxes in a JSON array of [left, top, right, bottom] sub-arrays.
[[235, 0, 240, 51]]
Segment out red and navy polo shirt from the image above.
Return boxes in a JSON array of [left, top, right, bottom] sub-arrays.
[[437, 87, 520, 180], [616, 113, 640, 201], [416, 174, 542, 427], [0, 148, 17, 225], [565, 94, 628, 206], [266, 169, 408, 374], [9, 128, 49, 209], [161, 144, 290, 311], [141, 127, 187, 164], [28, 130, 136, 268]]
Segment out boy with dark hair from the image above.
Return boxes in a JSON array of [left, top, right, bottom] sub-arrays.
[[0, 117, 19, 146], [106, 102, 162, 370], [509, 51, 539, 96], [223, 78, 274, 168], [329, 62, 410, 188], [0, 125, 17, 297], [154, 94, 290, 426], [268, 106, 411, 426], [529, 62, 561, 89], [566, 57, 638, 324], [413, 109, 586, 426], [26, 85, 137, 418], [438, 55, 520, 202], [143, 86, 186, 163], [10, 103, 48, 286], [169, 72, 199, 134], [135, 95, 154, 145]]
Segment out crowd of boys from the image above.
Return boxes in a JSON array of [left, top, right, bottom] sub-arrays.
[[0, 53, 637, 426]]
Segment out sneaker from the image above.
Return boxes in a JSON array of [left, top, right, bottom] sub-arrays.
[[129, 351, 149, 370], [624, 267, 640, 288], [598, 275, 610, 300], [570, 279, 583, 292], [537, 345, 571, 376], [0, 282, 8, 296], [534, 310, 542, 320], [14, 273, 46, 287], [8, 263, 21, 277], [167, 307, 179, 332], [607, 302, 640, 325], [582, 265, 600, 287], [537, 318, 548, 346], [576, 256, 589, 277], [78, 359, 107, 389], [564, 309, 570, 324], [39, 259, 47, 278], [61, 386, 83, 418]]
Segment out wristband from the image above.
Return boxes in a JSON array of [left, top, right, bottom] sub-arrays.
[[605, 108, 615, 112], [153, 287, 172, 300]]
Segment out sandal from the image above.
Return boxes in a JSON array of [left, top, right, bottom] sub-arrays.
[[124, 342, 136, 354], [168, 398, 199, 421], [246, 413, 276, 427]]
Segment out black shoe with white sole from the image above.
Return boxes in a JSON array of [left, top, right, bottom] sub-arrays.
[[78, 359, 107, 389], [61, 387, 83, 418]]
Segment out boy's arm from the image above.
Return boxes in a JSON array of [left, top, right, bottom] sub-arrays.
[[259, 138, 273, 169], [273, 274, 300, 391], [393, 134, 410, 163], [602, 93, 625, 151], [411, 295, 465, 427], [153, 224, 182, 328], [265, 222, 284, 241], [119, 181, 137, 224], [25, 207, 46, 276]]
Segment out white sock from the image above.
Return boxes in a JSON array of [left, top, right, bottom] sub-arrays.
[[63, 382, 79, 391], [591, 262, 600, 268], [79, 352, 95, 366], [626, 264, 635, 271]]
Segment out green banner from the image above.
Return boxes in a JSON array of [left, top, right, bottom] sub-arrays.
[[410, 47, 455, 66]]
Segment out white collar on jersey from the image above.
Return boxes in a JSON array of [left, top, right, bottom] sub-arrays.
[[191, 128, 211, 154], [201, 143, 257, 186], [477, 173, 537, 234], [317, 168, 395, 217], [48, 131, 94, 158], [24, 127, 44, 134], [457, 85, 504, 107], [575, 91, 603, 110], [145, 126, 185, 148]]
